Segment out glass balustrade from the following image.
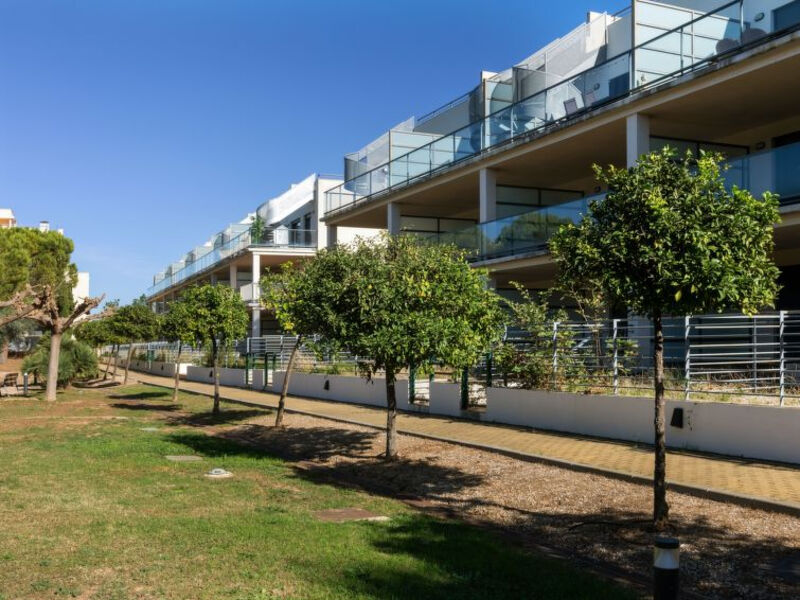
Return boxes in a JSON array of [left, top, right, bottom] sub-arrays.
[[325, 0, 800, 217], [147, 229, 317, 297]]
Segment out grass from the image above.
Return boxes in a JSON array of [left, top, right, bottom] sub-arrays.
[[0, 384, 638, 600]]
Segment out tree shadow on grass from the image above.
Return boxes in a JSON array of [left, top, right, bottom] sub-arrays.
[[108, 391, 171, 401], [108, 402, 182, 412], [165, 409, 269, 428]]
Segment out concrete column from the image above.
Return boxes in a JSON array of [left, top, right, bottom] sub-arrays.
[[479, 168, 497, 222], [327, 224, 338, 248], [229, 262, 237, 290], [387, 202, 402, 235], [251, 307, 261, 338], [252, 253, 261, 301], [626, 113, 650, 167]]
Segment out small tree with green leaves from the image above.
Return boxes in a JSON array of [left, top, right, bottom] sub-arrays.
[[109, 301, 160, 385], [161, 299, 195, 402], [179, 284, 249, 414], [550, 148, 780, 529], [303, 234, 505, 458]]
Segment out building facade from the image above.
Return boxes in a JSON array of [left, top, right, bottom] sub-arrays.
[[146, 173, 377, 336], [323, 0, 800, 309]]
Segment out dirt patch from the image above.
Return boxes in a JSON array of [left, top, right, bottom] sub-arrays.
[[211, 412, 800, 600]]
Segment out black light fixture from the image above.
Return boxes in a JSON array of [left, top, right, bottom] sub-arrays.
[[755, 141, 766, 150], [755, 12, 765, 21]]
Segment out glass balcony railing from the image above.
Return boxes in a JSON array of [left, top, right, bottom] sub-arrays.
[[431, 139, 800, 263], [147, 228, 317, 298], [326, 0, 800, 216]]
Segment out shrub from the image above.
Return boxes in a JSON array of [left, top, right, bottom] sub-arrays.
[[22, 335, 98, 388]]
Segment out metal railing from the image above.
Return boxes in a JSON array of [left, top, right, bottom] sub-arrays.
[[325, 0, 800, 216], [147, 228, 316, 297]]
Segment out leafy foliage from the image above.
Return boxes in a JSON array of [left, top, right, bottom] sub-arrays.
[[22, 335, 98, 387], [109, 303, 160, 344], [178, 284, 249, 351]]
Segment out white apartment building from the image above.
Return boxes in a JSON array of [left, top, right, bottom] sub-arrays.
[[146, 173, 377, 336], [323, 0, 800, 309]]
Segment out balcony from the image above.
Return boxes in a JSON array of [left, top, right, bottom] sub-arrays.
[[430, 139, 800, 263], [147, 228, 316, 298], [325, 0, 800, 218]]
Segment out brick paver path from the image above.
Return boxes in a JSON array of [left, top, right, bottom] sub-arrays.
[[131, 371, 800, 510]]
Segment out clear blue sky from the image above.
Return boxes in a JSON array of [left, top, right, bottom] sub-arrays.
[[1, 0, 621, 304]]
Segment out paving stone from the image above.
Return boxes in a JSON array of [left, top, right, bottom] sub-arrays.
[[205, 468, 233, 479], [165, 455, 203, 462], [314, 508, 390, 523]]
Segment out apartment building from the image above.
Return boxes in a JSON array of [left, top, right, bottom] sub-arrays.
[[146, 173, 376, 336], [323, 0, 800, 310], [0, 209, 16, 228]]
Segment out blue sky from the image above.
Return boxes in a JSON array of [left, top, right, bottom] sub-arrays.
[[0, 0, 621, 304]]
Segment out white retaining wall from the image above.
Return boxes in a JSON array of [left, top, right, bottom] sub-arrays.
[[128, 360, 190, 377], [270, 371, 410, 409], [486, 387, 800, 465]]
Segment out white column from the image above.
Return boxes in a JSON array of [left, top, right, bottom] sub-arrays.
[[229, 262, 237, 290], [252, 253, 261, 301], [251, 307, 261, 338], [327, 224, 338, 248], [626, 113, 650, 167], [479, 168, 497, 222], [387, 202, 402, 235]]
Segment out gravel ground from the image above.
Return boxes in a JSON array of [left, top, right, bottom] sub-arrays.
[[210, 411, 800, 600]]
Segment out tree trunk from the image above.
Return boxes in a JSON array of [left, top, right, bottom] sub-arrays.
[[103, 344, 113, 379], [172, 341, 182, 402], [384, 367, 398, 459], [123, 342, 134, 385], [46, 330, 62, 402], [0, 340, 8, 364], [212, 339, 220, 415], [112, 345, 120, 378], [275, 334, 302, 427], [653, 311, 669, 530]]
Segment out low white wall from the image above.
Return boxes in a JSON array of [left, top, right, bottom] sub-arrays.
[[186, 366, 215, 384], [429, 382, 463, 417], [486, 387, 800, 464], [271, 371, 408, 409]]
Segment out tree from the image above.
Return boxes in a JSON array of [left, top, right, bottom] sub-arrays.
[[0, 228, 106, 401], [179, 284, 249, 414], [161, 299, 195, 402], [294, 234, 505, 458], [109, 301, 160, 385], [550, 148, 780, 529]]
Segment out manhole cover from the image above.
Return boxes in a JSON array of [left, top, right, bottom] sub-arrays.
[[140, 427, 159, 432], [165, 455, 203, 462], [205, 468, 233, 479], [314, 508, 389, 523]]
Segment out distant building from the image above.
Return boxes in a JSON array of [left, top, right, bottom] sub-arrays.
[[0, 208, 16, 228]]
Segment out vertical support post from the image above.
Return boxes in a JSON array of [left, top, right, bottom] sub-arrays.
[[486, 352, 493, 389], [23, 372, 29, 396], [779, 310, 786, 407], [612, 318, 620, 395], [684, 316, 691, 402], [409, 365, 416, 402], [460, 368, 469, 410], [229, 262, 237, 290], [479, 168, 497, 223], [739, 0, 745, 43], [626, 113, 650, 167], [552, 321, 560, 389], [326, 225, 338, 248], [752, 316, 758, 392], [387, 202, 402, 235]]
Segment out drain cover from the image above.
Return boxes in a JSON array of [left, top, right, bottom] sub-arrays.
[[314, 508, 389, 523], [205, 468, 233, 479], [165, 455, 203, 462]]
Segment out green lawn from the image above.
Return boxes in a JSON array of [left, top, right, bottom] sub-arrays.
[[0, 384, 637, 600]]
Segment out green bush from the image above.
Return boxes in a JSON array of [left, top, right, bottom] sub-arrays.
[[22, 335, 99, 388]]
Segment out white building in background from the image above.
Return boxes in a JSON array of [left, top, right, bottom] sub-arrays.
[[0, 209, 16, 228], [73, 272, 91, 304], [146, 173, 378, 337]]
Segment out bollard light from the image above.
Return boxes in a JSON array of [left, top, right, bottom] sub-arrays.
[[23, 372, 29, 396], [653, 536, 679, 600]]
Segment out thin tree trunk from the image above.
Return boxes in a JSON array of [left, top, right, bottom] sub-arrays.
[[172, 341, 182, 402], [384, 367, 398, 459], [212, 340, 220, 414], [103, 344, 113, 379], [46, 330, 62, 402], [123, 342, 134, 385], [112, 345, 120, 378], [275, 334, 302, 427], [653, 311, 669, 530], [0, 340, 8, 364]]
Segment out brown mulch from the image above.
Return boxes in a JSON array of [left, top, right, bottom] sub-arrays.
[[194, 411, 800, 600]]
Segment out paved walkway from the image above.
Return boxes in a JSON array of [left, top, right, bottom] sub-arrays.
[[130, 370, 800, 511]]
